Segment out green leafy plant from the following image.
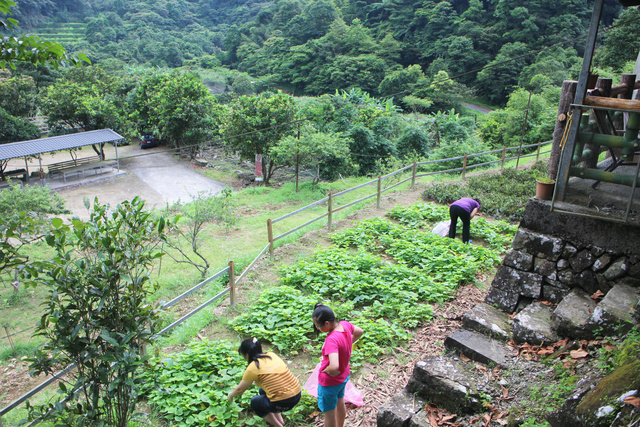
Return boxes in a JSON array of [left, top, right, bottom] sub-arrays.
[[25, 197, 167, 427], [231, 286, 321, 353], [140, 340, 259, 426], [388, 202, 517, 252], [422, 163, 549, 222]]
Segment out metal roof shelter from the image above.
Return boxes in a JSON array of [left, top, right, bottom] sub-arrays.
[[0, 129, 124, 161], [0, 129, 124, 182]]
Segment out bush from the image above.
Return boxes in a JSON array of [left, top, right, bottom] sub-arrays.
[[0, 181, 68, 218], [422, 161, 548, 222]]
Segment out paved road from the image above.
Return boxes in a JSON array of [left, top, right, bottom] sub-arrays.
[[461, 102, 492, 115], [55, 146, 226, 220]]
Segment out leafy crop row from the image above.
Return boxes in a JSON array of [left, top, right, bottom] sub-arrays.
[[142, 204, 513, 426], [331, 217, 501, 283], [140, 340, 317, 426], [421, 163, 548, 222], [387, 202, 518, 252]]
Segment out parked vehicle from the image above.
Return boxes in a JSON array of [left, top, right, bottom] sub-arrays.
[[140, 134, 158, 149]]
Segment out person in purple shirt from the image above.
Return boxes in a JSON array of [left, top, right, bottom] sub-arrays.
[[448, 197, 481, 243]]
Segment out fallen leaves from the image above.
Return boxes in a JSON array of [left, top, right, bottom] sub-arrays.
[[590, 290, 604, 301], [423, 404, 462, 427], [624, 396, 640, 407]]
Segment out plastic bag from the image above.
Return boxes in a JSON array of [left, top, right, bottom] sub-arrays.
[[303, 363, 364, 407], [432, 220, 451, 237]]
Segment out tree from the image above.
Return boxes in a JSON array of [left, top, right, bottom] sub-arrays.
[[0, 180, 67, 218], [222, 92, 296, 184], [132, 71, 221, 159], [0, 107, 40, 144], [479, 88, 556, 149], [0, 211, 39, 277], [27, 197, 167, 427], [1, 0, 89, 69], [595, 7, 640, 71], [475, 42, 531, 105], [272, 128, 351, 184], [0, 71, 38, 116], [163, 188, 237, 279]]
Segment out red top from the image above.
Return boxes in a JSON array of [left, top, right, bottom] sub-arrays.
[[318, 321, 354, 386]]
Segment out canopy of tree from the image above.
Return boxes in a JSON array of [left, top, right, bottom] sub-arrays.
[[6, 0, 634, 106]]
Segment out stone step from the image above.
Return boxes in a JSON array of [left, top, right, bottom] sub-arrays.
[[377, 389, 427, 427], [462, 302, 513, 341], [444, 328, 517, 368], [405, 355, 497, 414], [551, 288, 596, 339], [513, 301, 560, 345], [588, 283, 640, 335]]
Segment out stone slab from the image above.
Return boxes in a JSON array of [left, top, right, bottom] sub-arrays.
[[551, 288, 596, 339], [462, 303, 513, 341], [444, 328, 516, 368], [588, 284, 640, 335], [406, 355, 488, 414], [513, 302, 559, 345], [377, 389, 425, 427]]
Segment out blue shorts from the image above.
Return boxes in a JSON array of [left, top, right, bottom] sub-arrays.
[[317, 376, 349, 412]]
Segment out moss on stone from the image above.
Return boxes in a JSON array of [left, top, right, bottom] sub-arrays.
[[576, 359, 640, 424], [615, 328, 640, 367]]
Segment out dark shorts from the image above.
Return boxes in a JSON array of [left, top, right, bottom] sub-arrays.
[[250, 388, 301, 418]]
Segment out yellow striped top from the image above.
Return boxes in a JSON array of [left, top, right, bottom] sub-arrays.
[[242, 352, 301, 402]]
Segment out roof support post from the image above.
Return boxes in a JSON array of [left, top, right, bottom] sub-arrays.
[[555, 0, 604, 200]]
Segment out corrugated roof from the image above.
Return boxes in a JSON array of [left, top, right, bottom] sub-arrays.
[[0, 129, 125, 161]]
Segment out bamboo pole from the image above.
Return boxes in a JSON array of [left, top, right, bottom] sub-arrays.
[[550, 81, 578, 180]]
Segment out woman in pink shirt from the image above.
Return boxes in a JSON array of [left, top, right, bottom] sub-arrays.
[[312, 303, 364, 427]]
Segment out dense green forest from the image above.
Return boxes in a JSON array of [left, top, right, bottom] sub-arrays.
[[2, 0, 640, 182], [8, 0, 638, 103]]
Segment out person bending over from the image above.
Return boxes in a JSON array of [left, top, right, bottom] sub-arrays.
[[228, 338, 301, 426], [448, 197, 480, 243]]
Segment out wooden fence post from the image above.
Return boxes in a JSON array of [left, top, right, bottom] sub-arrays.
[[411, 162, 417, 188], [327, 192, 333, 231], [267, 219, 274, 260], [376, 176, 381, 209], [536, 141, 542, 162], [501, 148, 506, 172], [228, 261, 235, 306], [461, 155, 468, 180]]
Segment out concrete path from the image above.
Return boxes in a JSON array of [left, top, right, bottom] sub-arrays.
[[52, 146, 226, 220]]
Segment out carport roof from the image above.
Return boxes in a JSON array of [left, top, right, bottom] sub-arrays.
[[0, 129, 125, 161]]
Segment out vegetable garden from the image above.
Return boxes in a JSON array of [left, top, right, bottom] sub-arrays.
[[139, 202, 517, 426]]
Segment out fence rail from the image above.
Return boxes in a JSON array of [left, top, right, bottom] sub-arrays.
[[0, 139, 552, 426], [266, 140, 552, 258]]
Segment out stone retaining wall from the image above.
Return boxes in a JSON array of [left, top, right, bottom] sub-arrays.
[[487, 199, 640, 316]]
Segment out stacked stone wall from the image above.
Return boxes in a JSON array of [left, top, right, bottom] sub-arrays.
[[486, 198, 640, 321]]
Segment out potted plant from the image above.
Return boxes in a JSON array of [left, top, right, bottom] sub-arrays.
[[535, 175, 555, 200]]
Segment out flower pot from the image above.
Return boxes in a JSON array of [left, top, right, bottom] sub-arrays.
[[536, 180, 555, 200]]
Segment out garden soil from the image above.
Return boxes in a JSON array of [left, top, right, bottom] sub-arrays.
[[1, 151, 511, 426]]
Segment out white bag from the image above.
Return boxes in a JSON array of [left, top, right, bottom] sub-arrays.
[[431, 220, 451, 237]]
